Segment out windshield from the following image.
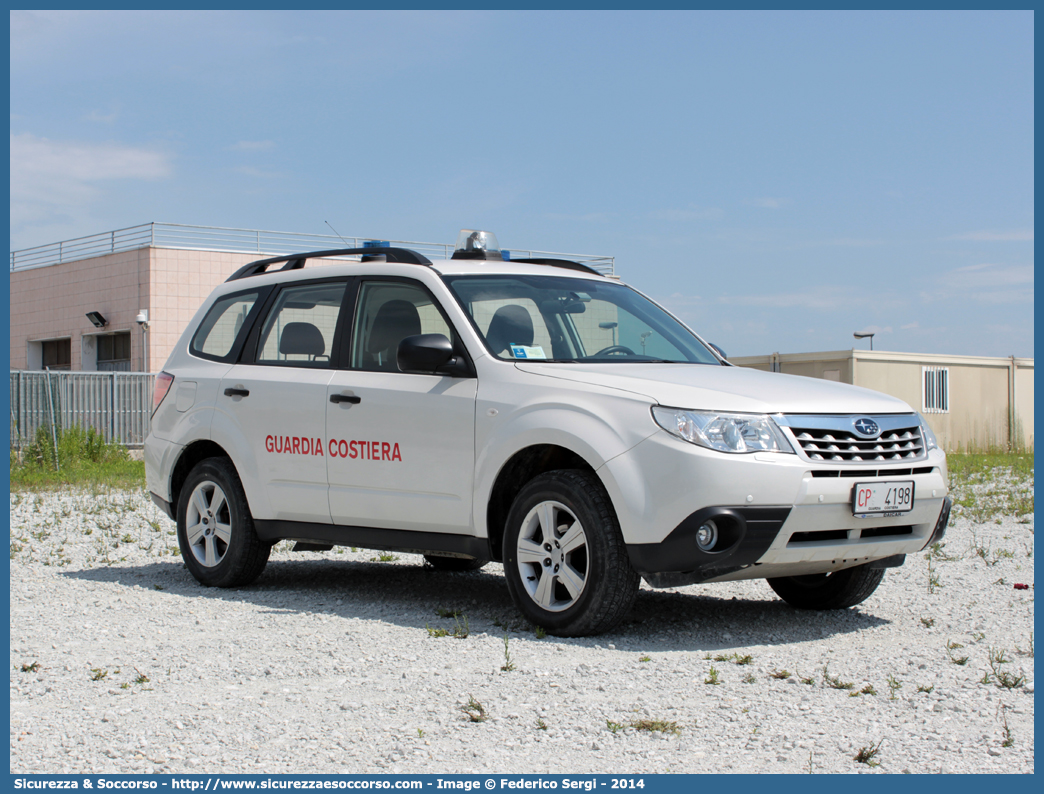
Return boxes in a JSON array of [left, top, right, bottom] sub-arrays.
[[443, 274, 719, 364]]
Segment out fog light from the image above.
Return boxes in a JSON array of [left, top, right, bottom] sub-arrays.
[[696, 520, 718, 551]]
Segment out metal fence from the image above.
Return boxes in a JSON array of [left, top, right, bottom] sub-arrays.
[[10, 371, 156, 448], [10, 222, 616, 275]]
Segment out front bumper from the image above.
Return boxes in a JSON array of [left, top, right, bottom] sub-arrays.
[[601, 430, 950, 586]]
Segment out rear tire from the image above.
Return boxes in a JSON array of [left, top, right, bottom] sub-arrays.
[[503, 469, 639, 637], [767, 565, 885, 609], [177, 457, 269, 588], [423, 555, 488, 572]]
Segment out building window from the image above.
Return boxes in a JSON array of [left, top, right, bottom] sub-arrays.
[[41, 338, 71, 371], [98, 332, 132, 372], [923, 366, 949, 413]]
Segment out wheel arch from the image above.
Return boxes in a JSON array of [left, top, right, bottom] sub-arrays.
[[485, 443, 601, 562], [169, 439, 235, 517]]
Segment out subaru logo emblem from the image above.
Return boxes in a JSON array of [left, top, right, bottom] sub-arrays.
[[853, 418, 879, 437]]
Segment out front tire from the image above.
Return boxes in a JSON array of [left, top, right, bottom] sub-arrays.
[[177, 457, 269, 588], [503, 470, 639, 637], [767, 565, 885, 610]]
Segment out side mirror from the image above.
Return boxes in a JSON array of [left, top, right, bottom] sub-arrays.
[[709, 343, 727, 361], [397, 334, 471, 377]]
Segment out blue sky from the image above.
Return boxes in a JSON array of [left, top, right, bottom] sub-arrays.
[[9, 10, 1034, 358]]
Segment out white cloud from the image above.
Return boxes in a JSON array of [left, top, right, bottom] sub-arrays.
[[949, 229, 1034, 242], [901, 321, 920, 330], [234, 165, 281, 178], [84, 105, 120, 124], [230, 140, 276, 152], [947, 262, 1034, 288], [920, 263, 1034, 305], [10, 132, 172, 230]]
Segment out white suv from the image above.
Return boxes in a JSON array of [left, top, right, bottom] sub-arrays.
[[145, 230, 951, 636]]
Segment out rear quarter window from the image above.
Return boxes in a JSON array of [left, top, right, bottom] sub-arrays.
[[190, 291, 261, 361]]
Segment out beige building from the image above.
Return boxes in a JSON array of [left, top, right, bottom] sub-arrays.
[[9, 222, 614, 376], [731, 349, 1034, 452]]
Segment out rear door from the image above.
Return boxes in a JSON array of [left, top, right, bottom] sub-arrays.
[[326, 278, 477, 534], [214, 278, 350, 523]]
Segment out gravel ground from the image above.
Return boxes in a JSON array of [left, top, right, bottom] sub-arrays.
[[9, 478, 1034, 775]]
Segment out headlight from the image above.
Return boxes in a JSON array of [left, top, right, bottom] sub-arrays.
[[652, 406, 794, 454], [918, 413, 939, 452]]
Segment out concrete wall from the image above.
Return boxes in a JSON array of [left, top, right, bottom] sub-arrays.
[[147, 248, 258, 371], [11, 249, 150, 372], [10, 247, 258, 373], [731, 349, 1034, 451]]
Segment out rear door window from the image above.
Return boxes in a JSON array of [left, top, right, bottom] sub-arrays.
[[254, 281, 348, 368]]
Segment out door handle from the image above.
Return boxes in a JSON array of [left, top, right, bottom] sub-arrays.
[[330, 393, 361, 405], [223, 387, 250, 397]]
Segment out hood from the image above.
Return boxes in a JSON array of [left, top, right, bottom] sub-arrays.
[[513, 362, 914, 415]]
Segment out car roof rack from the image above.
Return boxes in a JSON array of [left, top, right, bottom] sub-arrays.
[[510, 258, 605, 277], [226, 247, 433, 282]]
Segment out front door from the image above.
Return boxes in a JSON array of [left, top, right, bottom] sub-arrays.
[[326, 279, 477, 534]]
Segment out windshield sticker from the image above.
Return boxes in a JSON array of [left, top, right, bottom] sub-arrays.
[[510, 345, 547, 360]]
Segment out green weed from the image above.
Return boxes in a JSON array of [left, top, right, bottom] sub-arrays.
[[822, 665, 854, 690], [500, 634, 516, 672], [461, 695, 487, 723], [946, 641, 969, 666], [11, 425, 142, 490], [630, 719, 680, 735], [927, 556, 942, 593], [948, 452, 1035, 521], [986, 647, 1026, 689], [854, 740, 883, 767], [1000, 707, 1014, 747]]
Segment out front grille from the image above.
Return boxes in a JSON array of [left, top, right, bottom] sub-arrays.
[[860, 526, 913, 539], [787, 526, 914, 545], [789, 530, 849, 544], [810, 466, 936, 478], [790, 425, 925, 463]]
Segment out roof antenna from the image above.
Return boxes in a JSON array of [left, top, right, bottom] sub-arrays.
[[325, 220, 349, 245]]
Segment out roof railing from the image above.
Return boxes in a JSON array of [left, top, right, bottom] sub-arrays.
[[10, 222, 615, 275]]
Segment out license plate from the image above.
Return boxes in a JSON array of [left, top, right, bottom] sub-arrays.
[[852, 481, 915, 517]]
